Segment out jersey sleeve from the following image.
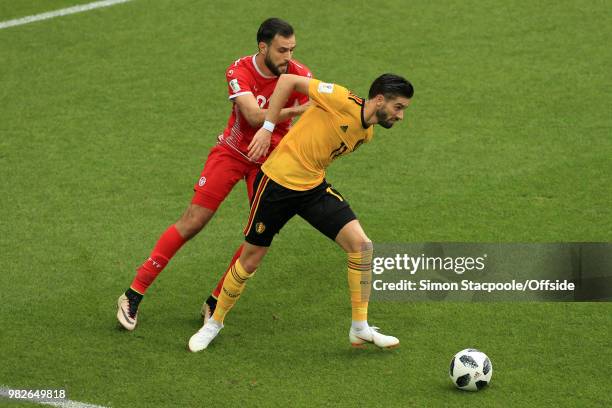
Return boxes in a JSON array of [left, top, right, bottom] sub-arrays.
[[295, 64, 313, 105], [226, 65, 253, 100], [307, 79, 349, 113]]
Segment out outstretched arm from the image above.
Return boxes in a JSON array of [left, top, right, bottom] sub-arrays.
[[259, 74, 311, 126], [234, 93, 308, 128], [248, 75, 312, 161]]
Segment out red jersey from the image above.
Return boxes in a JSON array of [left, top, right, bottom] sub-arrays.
[[219, 54, 312, 163]]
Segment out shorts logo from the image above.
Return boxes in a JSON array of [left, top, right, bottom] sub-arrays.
[[255, 222, 266, 234], [229, 78, 241, 93], [198, 176, 207, 187]]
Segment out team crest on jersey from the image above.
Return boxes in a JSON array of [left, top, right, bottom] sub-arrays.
[[198, 176, 207, 187], [229, 79, 241, 93], [255, 222, 266, 234]]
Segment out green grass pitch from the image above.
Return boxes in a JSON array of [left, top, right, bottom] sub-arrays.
[[1, 0, 611, 407]]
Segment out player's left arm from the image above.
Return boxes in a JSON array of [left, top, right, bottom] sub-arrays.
[[248, 74, 311, 161]]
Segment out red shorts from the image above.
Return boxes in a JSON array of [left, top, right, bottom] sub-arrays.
[[191, 144, 260, 211]]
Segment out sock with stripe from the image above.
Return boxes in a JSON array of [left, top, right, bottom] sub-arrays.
[[347, 245, 373, 330], [211, 244, 244, 299], [130, 225, 186, 294], [212, 259, 253, 323]]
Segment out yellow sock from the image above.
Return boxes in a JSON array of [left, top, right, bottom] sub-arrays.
[[347, 246, 373, 321], [212, 259, 253, 323]]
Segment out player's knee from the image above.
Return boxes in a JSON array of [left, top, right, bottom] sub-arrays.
[[347, 238, 372, 254], [239, 256, 262, 274], [239, 246, 266, 273]]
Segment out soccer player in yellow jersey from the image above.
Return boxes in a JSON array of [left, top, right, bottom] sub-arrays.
[[188, 73, 414, 352]]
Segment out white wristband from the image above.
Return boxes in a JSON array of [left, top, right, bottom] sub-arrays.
[[262, 120, 275, 133]]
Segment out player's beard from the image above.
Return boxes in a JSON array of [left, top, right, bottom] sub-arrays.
[[265, 54, 287, 77], [375, 107, 395, 129]]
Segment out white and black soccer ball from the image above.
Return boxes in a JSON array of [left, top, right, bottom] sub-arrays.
[[449, 348, 493, 391]]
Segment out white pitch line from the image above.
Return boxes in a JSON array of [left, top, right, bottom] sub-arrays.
[[0, 386, 109, 408], [41, 400, 109, 408], [0, 0, 132, 30]]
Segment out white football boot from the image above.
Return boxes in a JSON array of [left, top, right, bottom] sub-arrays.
[[349, 326, 400, 349], [188, 320, 223, 352], [117, 294, 138, 331]]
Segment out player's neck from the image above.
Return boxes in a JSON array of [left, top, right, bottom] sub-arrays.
[[363, 99, 379, 126], [254, 53, 277, 77]]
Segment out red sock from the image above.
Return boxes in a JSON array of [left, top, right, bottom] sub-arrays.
[[211, 244, 244, 299], [130, 225, 186, 294]]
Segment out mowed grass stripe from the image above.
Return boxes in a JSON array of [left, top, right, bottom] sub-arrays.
[[0, 0, 132, 30]]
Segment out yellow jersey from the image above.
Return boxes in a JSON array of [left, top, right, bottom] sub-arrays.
[[262, 79, 374, 191]]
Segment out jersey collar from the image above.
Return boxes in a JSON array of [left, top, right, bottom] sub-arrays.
[[252, 54, 276, 79], [360, 103, 370, 129]]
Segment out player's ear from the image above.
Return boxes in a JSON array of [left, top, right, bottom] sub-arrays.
[[258, 41, 268, 55], [375, 94, 385, 107]]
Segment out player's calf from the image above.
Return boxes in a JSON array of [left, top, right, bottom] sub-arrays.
[[174, 204, 215, 239]]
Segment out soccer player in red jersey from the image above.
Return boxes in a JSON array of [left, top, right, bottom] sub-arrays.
[[117, 18, 312, 331]]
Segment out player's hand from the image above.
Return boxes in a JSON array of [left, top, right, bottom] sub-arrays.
[[248, 128, 271, 162], [293, 101, 310, 116]]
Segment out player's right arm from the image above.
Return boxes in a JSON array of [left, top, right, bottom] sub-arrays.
[[248, 74, 312, 160], [266, 74, 312, 122], [233, 94, 306, 128]]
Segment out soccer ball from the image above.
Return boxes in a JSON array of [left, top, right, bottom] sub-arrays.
[[449, 348, 493, 391]]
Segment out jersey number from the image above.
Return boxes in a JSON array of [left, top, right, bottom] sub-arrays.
[[330, 138, 365, 160], [256, 95, 267, 108]]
